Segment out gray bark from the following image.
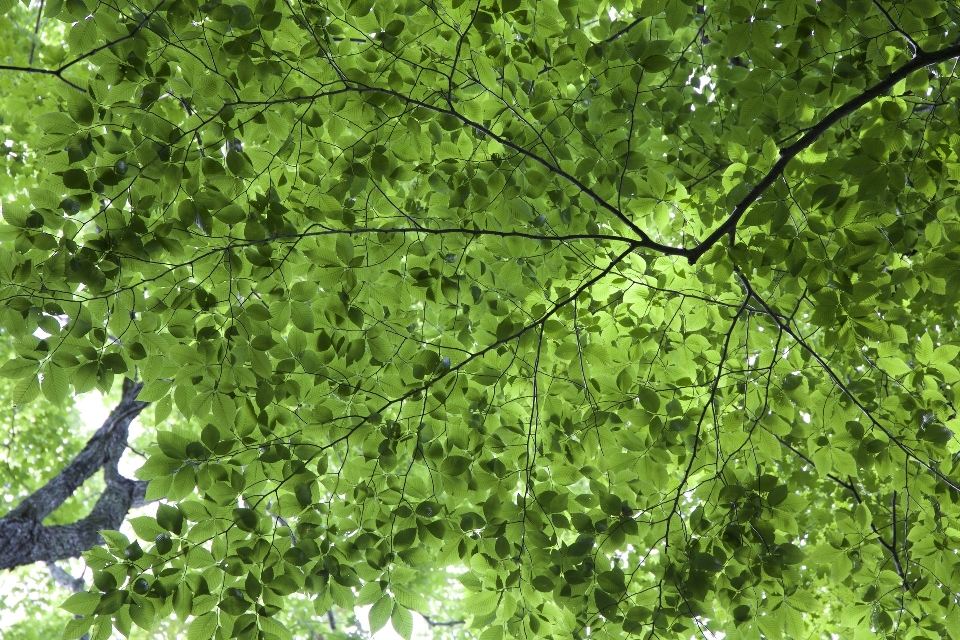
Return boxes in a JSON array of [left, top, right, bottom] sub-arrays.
[[0, 378, 149, 570], [47, 561, 85, 592]]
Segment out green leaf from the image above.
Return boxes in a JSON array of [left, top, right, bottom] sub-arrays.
[[532, 575, 555, 592], [691, 552, 723, 573], [62, 169, 89, 190], [635, 387, 660, 413], [440, 455, 471, 475], [93, 589, 127, 615], [129, 516, 165, 541], [155, 533, 173, 555], [62, 617, 93, 640], [225, 149, 248, 176], [480, 626, 505, 640], [61, 592, 101, 616], [187, 611, 218, 640], [640, 55, 672, 72], [129, 602, 154, 630], [41, 362, 69, 404], [920, 424, 953, 445], [137, 379, 172, 402], [336, 235, 354, 265], [464, 591, 498, 616], [290, 301, 314, 332], [391, 603, 414, 640], [37, 112, 78, 135], [156, 503, 184, 534], [67, 19, 99, 55], [215, 204, 245, 224], [368, 594, 394, 634], [211, 393, 236, 429], [392, 585, 428, 613], [0, 358, 39, 379], [12, 375, 40, 406], [233, 507, 259, 532], [811, 184, 841, 209], [917, 333, 935, 364]]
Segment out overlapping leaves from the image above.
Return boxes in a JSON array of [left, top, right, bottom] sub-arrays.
[[3, 0, 960, 638]]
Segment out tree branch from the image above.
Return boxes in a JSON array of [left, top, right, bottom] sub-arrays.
[[774, 433, 911, 590], [0, 379, 148, 570], [232, 40, 960, 265], [687, 42, 960, 263], [0, 5, 158, 92], [737, 268, 960, 494], [872, 1, 922, 55], [423, 615, 465, 627], [603, 16, 649, 43], [46, 561, 85, 592], [27, 0, 44, 65]]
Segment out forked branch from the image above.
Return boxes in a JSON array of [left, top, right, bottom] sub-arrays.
[[0, 379, 149, 570]]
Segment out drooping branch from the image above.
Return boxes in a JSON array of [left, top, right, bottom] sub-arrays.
[[0, 379, 149, 570], [872, 1, 922, 55], [0, 64, 85, 92], [48, 561, 90, 640], [735, 266, 960, 495], [27, 0, 45, 65], [774, 433, 911, 590]]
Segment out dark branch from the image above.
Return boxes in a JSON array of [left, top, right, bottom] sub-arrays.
[[603, 16, 648, 43], [775, 433, 910, 589], [0, 379, 148, 570], [872, 1, 922, 55], [47, 561, 90, 640], [0, 64, 85, 92], [0, 5, 157, 92], [233, 89, 681, 256], [737, 269, 960, 493], [232, 41, 960, 265], [27, 0, 44, 65], [687, 42, 960, 263]]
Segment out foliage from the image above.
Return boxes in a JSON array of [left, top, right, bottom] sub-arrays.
[[3, 0, 960, 638]]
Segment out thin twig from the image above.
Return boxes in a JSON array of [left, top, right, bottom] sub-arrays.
[[423, 615, 465, 627], [603, 16, 648, 43], [27, 0, 44, 65], [872, 1, 922, 55]]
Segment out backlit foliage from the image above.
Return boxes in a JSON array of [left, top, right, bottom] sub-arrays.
[[3, 0, 960, 638]]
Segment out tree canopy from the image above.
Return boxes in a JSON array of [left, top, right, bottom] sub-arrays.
[[3, 0, 960, 638]]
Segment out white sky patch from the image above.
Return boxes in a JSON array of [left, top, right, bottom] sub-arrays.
[[74, 391, 112, 433], [0, 572, 27, 629], [74, 391, 145, 478]]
